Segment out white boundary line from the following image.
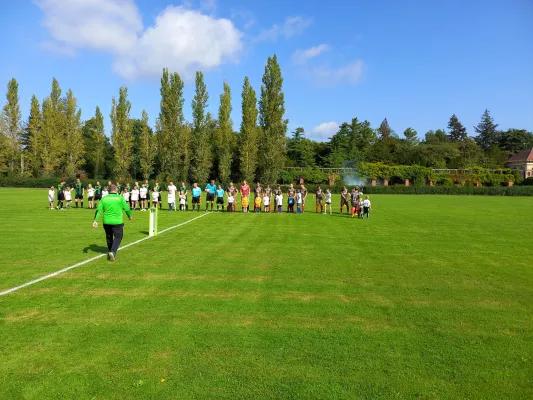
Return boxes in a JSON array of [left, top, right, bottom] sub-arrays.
[[0, 212, 211, 297]]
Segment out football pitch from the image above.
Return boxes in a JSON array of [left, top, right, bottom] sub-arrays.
[[1, 188, 532, 399]]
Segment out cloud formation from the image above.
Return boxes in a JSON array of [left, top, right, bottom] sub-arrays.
[[292, 44, 330, 65], [36, 0, 243, 80], [256, 16, 313, 42], [310, 61, 365, 86], [312, 121, 339, 140]]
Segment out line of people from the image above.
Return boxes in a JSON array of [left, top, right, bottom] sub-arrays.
[[47, 179, 371, 218]]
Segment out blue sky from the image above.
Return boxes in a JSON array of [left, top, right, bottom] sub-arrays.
[[1, 0, 532, 141]]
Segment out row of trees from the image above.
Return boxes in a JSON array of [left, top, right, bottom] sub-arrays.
[[0, 55, 287, 184], [286, 113, 533, 172], [1, 53, 532, 183]]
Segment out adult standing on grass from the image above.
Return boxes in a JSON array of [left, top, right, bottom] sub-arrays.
[[92, 184, 132, 262], [191, 183, 202, 211], [57, 179, 66, 209], [205, 179, 217, 212], [75, 178, 85, 208], [300, 183, 308, 213], [340, 185, 349, 214], [240, 180, 251, 212], [179, 182, 188, 210], [315, 185, 324, 214]]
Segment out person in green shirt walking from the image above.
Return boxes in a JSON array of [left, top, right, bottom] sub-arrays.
[[75, 178, 85, 208], [93, 184, 132, 261], [57, 180, 66, 209]]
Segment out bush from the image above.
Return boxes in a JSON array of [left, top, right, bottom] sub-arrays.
[[522, 177, 533, 186], [362, 185, 533, 196]]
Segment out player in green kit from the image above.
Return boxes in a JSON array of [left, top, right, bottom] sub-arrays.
[[57, 179, 66, 209], [93, 184, 132, 261], [94, 181, 102, 207], [75, 178, 84, 208]]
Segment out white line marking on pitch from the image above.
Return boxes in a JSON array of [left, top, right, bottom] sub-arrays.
[[0, 212, 211, 297]]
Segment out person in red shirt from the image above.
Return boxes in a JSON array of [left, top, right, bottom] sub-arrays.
[[240, 180, 251, 212]]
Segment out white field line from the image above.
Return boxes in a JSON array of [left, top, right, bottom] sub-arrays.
[[0, 212, 210, 297]]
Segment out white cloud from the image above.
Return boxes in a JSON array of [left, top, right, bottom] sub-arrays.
[[256, 16, 312, 42], [312, 121, 339, 140], [115, 6, 243, 80], [308, 60, 365, 86], [36, 0, 243, 80], [292, 44, 329, 65], [40, 40, 77, 57]]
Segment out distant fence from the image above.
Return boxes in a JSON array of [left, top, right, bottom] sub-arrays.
[[285, 167, 511, 174]]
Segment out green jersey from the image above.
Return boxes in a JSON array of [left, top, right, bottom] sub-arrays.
[[95, 185, 101, 195], [179, 186, 187, 194], [94, 194, 131, 225], [154, 185, 161, 192], [58, 183, 64, 192], [126, 185, 131, 192], [75, 183, 83, 196]]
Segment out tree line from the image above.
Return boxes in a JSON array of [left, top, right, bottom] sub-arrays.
[[1, 53, 532, 184]]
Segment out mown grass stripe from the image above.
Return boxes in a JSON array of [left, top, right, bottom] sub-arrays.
[[0, 212, 210, 297]]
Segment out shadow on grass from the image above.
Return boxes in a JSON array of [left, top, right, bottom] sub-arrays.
[[83, 244, 109, 254]]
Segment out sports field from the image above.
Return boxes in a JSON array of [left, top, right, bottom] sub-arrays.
[[0, 188, 532, 399]]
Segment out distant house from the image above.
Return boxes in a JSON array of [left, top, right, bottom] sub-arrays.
[[505, 148, 533, 178]]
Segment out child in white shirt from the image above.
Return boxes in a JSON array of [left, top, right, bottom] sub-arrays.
[[48, 186, 55, 209], [87, 184, 95, 209], [122, 188, 130, 204], [179, 191, 186, 211], [227, 194, 235, 212], [296, 190, 302, 214], [275, 193, 283, 213], [263, 194, 270, 213], [101, 186, 109, 198], [130, 186, 139, 210], [152, 189, 159, 209], [139, 184, 148, 211], [363, 196, 371, 219], [64, 186, 73, 208]]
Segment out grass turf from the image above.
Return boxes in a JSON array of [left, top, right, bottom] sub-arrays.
[[0, 188, 532, 399]]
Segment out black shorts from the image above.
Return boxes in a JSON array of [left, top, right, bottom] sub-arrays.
[[95, 194, 101, 200], [140, 197, 147, 201], [216, 197, 224, 204], [58, 193, 65, 201], [363, 206, 370, 213], [341, 198, 349, 206], [192, 196, 200, 204], [207, 193, 215, 201], [88, 197, 94, 201], [75, 194, 83, 200]]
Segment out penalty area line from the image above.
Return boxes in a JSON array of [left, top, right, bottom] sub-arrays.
[[0, 212, 211, 297]]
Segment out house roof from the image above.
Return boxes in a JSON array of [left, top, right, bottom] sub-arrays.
[[506, 147, 533, 163]]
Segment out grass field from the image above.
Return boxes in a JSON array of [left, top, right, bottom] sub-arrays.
[[1, 188, 532, 399]]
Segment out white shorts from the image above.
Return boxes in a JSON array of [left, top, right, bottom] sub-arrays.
[[48, 196, 54, 202], [131, 197, 139, 202]]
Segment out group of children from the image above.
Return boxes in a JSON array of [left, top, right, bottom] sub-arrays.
[[47, 179, 371, 219]]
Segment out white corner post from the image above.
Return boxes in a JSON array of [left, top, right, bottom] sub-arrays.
[[149, 207, 158, 237]]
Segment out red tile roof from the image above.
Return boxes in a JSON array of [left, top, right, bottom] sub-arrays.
[[506, 147, 533, 163]]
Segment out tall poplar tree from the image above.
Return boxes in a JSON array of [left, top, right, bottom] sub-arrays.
[[110, 87, 133, 180], [239, 76, 259, 182], [92, 106, 106, 178], [40, 98, 63, 175], [157, 68, 188, 180], [2, 78, 23, 174], [216, 81, 234, 183], [258, 55, 287, 183], [189, 71, 211, 183], [26, 95, 42, 176], [63, 89, 85, 177], [139, 110, 155, 180]]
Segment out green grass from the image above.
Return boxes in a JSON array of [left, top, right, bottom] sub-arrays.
[[1, 188, 532, 399]]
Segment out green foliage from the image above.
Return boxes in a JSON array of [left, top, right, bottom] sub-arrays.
[[189, 72, 211, 183], [258, 54, 288, 183], [474, 109, 500, 151], [110, 87, 133, 180], [62, 89, 85, 177], [447, 114, 467, 142], [139, 110, 155, 180], [239, 76, 259, 183], [362, 185, 533, 196], [216, 82, 234, 183], [2, 78, 22, 174]]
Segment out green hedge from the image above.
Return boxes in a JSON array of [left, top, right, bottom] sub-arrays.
[[362, 185, 533, 196]]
